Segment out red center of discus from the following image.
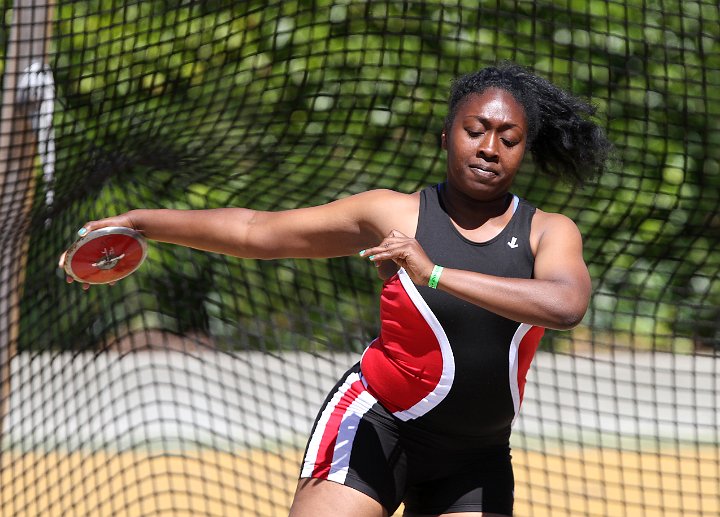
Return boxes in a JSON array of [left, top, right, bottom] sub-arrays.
[[69, 233, 144, 283]]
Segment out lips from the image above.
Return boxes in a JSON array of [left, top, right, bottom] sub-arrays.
[[469, 165, 499, 176]]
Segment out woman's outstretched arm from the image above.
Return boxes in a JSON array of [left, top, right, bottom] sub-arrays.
[[66, 189, 418, 260]]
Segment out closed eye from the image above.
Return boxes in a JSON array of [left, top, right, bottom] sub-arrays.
[[502, 138, 519, 147]]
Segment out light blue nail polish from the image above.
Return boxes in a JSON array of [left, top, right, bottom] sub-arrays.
[[359, 250, 366, 256], [77, 228, 88, 237], [369, 255, 375, 260]]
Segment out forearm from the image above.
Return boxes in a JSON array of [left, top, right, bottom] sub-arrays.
[[127, 208, 262, 257], [435, 268, 589, 330]]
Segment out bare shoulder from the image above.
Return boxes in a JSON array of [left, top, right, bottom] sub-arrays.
[[342, 188, 421, 236], [350, 188, 419, 207], [532, 208, 581, 233], [529, 208, 583, 254]]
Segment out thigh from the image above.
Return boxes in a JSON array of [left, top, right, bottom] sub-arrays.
[[402, 445, 514, 516], [290, 478, 388, 517], [403, 511, 511, 517], [404, 511, 508, 517], [299, 363, 407, 514]]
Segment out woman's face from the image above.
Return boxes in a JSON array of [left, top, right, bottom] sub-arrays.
[[442, 87, 528, 201]]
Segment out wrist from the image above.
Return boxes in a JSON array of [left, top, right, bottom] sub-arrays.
[[125, 209, 144, 231], [428, 264, 444, 289]]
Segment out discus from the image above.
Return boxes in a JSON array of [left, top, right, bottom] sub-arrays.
[[64, 227, 147, 284]]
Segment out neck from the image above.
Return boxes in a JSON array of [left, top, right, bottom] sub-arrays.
[[439, 182, 513, 230]]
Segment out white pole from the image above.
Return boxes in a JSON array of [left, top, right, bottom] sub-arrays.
[[0, 0, 55, 443]]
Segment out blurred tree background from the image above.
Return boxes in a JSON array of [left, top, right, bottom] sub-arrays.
[[6, 0, 719, 353]]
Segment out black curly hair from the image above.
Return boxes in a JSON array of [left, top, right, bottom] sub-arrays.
[[445, 63, 612, 184]]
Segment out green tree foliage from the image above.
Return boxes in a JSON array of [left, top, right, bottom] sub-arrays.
[[11, 0, 720, 352]]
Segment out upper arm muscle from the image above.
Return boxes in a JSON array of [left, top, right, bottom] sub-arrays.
[[532, 213, 592, 315], [247, 189, 416, 258]]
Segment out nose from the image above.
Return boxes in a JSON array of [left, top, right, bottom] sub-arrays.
[[477, 131, 499, 160]]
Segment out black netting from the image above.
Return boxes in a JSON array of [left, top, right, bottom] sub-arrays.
[[1, 1, 718, 515]]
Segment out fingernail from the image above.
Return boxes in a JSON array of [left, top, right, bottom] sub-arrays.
[[359, 250, 366, 256], [369, 255, 375, 260], [78, 227, 88, 237]]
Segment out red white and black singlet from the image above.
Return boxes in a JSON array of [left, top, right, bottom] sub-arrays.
[[360, 183, 545, 444]]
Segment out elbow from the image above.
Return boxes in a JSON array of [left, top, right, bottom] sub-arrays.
[[543, 282, 590, 330], [545, 297, 589, 331], [547, 305, 587, 330], [550, 309, 586, 330]]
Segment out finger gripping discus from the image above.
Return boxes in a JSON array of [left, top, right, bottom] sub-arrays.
[[64, 227, 147, 284]]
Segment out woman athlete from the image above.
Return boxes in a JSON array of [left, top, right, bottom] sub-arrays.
[[61, 63, 611, 516]]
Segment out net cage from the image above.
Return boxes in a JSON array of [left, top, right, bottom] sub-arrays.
[[0, 0, 718, 515]]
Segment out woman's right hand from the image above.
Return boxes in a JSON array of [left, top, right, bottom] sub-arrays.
[[76, 213, 139, 236], [58, 212, 137, 289]]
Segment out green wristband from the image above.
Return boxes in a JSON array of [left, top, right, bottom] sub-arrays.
[[428, 265, 443, 289]]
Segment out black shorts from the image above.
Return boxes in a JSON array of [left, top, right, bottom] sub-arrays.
[[300, 363, 514, 515]]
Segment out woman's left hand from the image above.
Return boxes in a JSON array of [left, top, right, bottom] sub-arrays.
[[361, 230, 435, 286]]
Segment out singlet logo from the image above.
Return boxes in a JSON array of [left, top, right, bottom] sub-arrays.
[[507, 236, 519, 249]]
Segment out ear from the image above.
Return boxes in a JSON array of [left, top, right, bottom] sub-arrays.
[[441, 130, 447, 150]]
